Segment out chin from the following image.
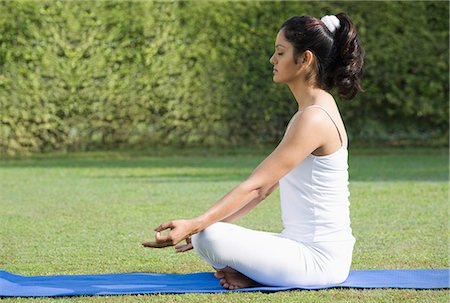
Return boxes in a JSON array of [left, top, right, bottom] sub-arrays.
[[272, 76, 284, 84]]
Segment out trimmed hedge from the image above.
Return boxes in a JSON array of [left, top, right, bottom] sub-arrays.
[[0, 1, 448, 155]]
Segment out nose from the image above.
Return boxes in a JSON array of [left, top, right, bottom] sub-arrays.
[[269, 53, 276, 65]]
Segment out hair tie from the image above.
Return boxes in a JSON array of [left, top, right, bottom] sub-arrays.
[[321, 15, 340, 34]]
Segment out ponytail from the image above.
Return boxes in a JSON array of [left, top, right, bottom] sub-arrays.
[[328, 13, 364, 100]]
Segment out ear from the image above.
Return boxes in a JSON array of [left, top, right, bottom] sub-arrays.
[[296, 50, 314, 72], [302, 50, 314, 65]]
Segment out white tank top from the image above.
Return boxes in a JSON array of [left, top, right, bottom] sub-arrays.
[[279, 105, 355, 243]]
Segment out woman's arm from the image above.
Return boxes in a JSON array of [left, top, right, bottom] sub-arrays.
[[143, 109, 328, 248], [220, 182, 279, 223], [166, 183, 278, 253]]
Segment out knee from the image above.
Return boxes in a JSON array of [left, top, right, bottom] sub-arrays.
[[192, 222, 229, 253]]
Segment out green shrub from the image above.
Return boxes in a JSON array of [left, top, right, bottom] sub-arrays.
[[0, 1, 448, 155]]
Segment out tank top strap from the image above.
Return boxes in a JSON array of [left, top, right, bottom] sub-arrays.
[[304, 105, 343, 146]]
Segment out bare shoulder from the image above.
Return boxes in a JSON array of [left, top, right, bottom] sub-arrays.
[[285, 108, 330, 137], [298, 104, 348, 151]]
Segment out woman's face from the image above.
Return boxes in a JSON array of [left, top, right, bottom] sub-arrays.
[[269, 30, 302, 84]]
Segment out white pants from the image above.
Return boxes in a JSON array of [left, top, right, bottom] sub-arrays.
[[191, 222, 355, 287]]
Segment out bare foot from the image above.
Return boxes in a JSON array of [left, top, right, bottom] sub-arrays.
[[214, 266, 260, 290]]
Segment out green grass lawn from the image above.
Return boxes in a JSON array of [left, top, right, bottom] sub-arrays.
[[0, 147, 448, 302]]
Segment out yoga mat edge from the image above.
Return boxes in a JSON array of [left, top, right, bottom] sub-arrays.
[[1, 269, 448, 297]]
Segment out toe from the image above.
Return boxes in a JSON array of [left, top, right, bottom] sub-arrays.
[[215, 271, 225, 279], [219, 278, 226, 286]]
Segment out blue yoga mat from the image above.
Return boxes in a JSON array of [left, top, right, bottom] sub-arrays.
[[1, 269, 448, 297]]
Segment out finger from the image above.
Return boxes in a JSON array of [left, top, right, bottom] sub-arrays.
[[174, 238, 192, 252], [174, 245, 186, 253], [142, 241, 172, 248], [154, 221, 174, 232], [175, 243, 193, 253], [174, 243, 185, 250], [155, 231, 174, 243], [142, 241, 164, 248], [174, 242, 191, 251]]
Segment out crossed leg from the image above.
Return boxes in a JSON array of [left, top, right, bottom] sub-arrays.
[[191, 222, 311, 289]]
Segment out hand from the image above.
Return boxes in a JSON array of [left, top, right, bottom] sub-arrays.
[[175, 237, 193, 253], [142, 219, 194, 249]]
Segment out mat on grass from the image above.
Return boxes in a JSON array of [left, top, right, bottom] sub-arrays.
[[1, 269, 448, 297]]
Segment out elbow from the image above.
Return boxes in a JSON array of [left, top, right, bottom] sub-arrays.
[[257, 187, 270, 200], [239, 179, 270, 201]]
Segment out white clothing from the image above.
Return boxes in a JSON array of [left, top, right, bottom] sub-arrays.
[[192, 105, 355, 287], [192, 222, 354, 286], [279, 106, 354, 243]]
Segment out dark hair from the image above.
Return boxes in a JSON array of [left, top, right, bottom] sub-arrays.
[[280, 13, 364, 100]]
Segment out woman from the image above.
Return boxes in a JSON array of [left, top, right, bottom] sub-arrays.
[[143, 13, 364, 290]]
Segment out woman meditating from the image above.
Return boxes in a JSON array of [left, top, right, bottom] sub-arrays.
[[143, 13, 364, 290]]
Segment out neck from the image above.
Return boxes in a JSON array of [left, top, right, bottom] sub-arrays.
[[288, 80, 327, 111]]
